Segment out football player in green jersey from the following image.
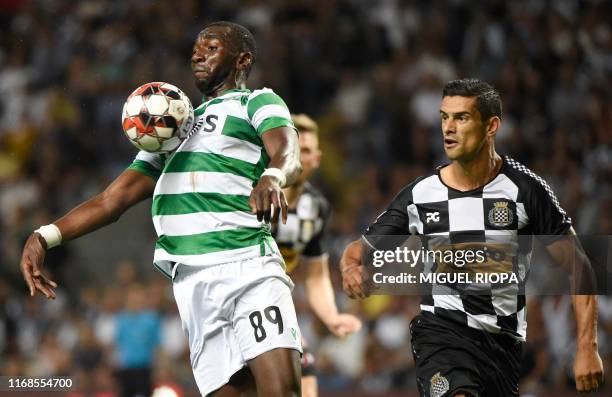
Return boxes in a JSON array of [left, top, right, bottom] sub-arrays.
[[20, 21, 304, 397]]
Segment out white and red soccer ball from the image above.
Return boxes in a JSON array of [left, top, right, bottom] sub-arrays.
[[121, 82, 194, 153]]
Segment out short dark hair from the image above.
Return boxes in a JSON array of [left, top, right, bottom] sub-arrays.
[[201, 21, 257, 75], [442, 78, 502, 121]]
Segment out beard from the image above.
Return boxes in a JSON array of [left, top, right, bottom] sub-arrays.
[[194, 62, 234, 95], [195, 76, 213, 94]]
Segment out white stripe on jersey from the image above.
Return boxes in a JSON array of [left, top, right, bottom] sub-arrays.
[[180, 133, 263, 164], [135, 150, 164, 169], [206, 98, 247, 118], [154, 171, 253, 196], [251, 105, 292, 130], [153, 211, 262, 237], [153, 240, 279, 267]]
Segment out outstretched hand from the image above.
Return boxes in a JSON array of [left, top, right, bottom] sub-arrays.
[[20, 233, 57, 299], [249, 175, 288, 224]]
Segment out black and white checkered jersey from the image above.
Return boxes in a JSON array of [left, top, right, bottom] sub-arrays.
[[272, 182, 330, 274], [363, 155, 572, 340]]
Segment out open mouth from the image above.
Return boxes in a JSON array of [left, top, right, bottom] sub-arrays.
[[444, 138, 458, 147]]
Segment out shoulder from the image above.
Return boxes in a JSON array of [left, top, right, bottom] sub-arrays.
[[391, 171, 437, 205], [502, 155, 568, 211], [247, 87, 288, 109], [502, 155, 557, 196], [248, 87, 282, 99]]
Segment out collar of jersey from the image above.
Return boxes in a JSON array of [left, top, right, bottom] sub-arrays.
[[201, 88, 250, 104], [436, 155, 506, 194], [195, 88, 251, 115]]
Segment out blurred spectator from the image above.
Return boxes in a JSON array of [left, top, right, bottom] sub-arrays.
[[113, 283, 161, 397]]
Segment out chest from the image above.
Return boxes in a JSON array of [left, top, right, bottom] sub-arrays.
[[408, 174, 529, 237]]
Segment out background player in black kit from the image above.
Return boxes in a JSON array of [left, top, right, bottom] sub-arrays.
[[273, 114, 362, 397], [339, 79, 604, 396]]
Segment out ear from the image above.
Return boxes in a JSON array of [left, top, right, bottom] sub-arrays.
[[486, 116, 501, 138], [236, 52, 253, 72]]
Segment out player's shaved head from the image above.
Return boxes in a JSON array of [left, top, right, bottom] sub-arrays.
[[200, 21, 257, 75]]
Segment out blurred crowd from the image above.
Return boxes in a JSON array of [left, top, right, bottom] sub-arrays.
[[0, 0, 611, 396]]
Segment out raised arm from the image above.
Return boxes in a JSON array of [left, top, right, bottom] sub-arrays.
[[545, 228, 604, 393], [20, 169, 156, 299], [249, 126, 301, 223]]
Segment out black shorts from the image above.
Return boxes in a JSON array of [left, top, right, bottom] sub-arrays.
[[410, 312, 522, 397]]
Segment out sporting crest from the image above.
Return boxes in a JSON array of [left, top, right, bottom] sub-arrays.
[[488, 201, 513, 227], [430, 372, 449, 397]]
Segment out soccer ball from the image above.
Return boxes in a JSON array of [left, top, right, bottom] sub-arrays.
[[121, 82, 194, 153]]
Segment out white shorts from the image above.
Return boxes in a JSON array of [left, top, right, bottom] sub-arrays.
[[172, 253, 303, 396]]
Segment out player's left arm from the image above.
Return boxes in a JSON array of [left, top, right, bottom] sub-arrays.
[[247, 89, 301, 223], [527, 174, 604, 393], [250, 126, 301, 223], [545, 228, 604, 393], [303, 255, 362, 338]]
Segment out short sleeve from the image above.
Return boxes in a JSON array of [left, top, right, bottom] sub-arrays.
[[363, 185, 412, 245], [127, 151, 165, 181], [526, 177, 572, 239], [246, 88, 296, 136]]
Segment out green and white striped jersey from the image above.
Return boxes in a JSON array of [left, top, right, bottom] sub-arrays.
[[127, 88, 295, 278]]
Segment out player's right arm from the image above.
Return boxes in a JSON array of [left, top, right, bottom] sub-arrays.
[[20, 169, 156, 299], [339, 239, 367, 299], [340, 185, 413, 299]]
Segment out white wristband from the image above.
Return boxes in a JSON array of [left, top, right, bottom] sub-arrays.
[[35, 224, 62, 249], [261, 168, 287, 187]]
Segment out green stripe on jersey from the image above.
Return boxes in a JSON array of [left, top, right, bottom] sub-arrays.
[[257, 116, 295, 135], [152, 192, 251, 215], [156, 227, 266, 255], [164, 152, 258, 180], [222, 115, 262, 146], [128, 159, 161, 180], [247, 93, 287, 119]]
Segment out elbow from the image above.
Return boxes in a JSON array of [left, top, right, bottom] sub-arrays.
[[283, 159, 302, 187], [293, 161, 303, 180]]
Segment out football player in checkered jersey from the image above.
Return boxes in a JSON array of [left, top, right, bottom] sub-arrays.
[[273, 114, 362, 397], [339, 79, 604, 396]]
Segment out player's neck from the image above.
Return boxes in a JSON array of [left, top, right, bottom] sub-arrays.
[[444, 150, 502, 191], [205, 78, 245, 101], [284, 183, 305, 208]]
